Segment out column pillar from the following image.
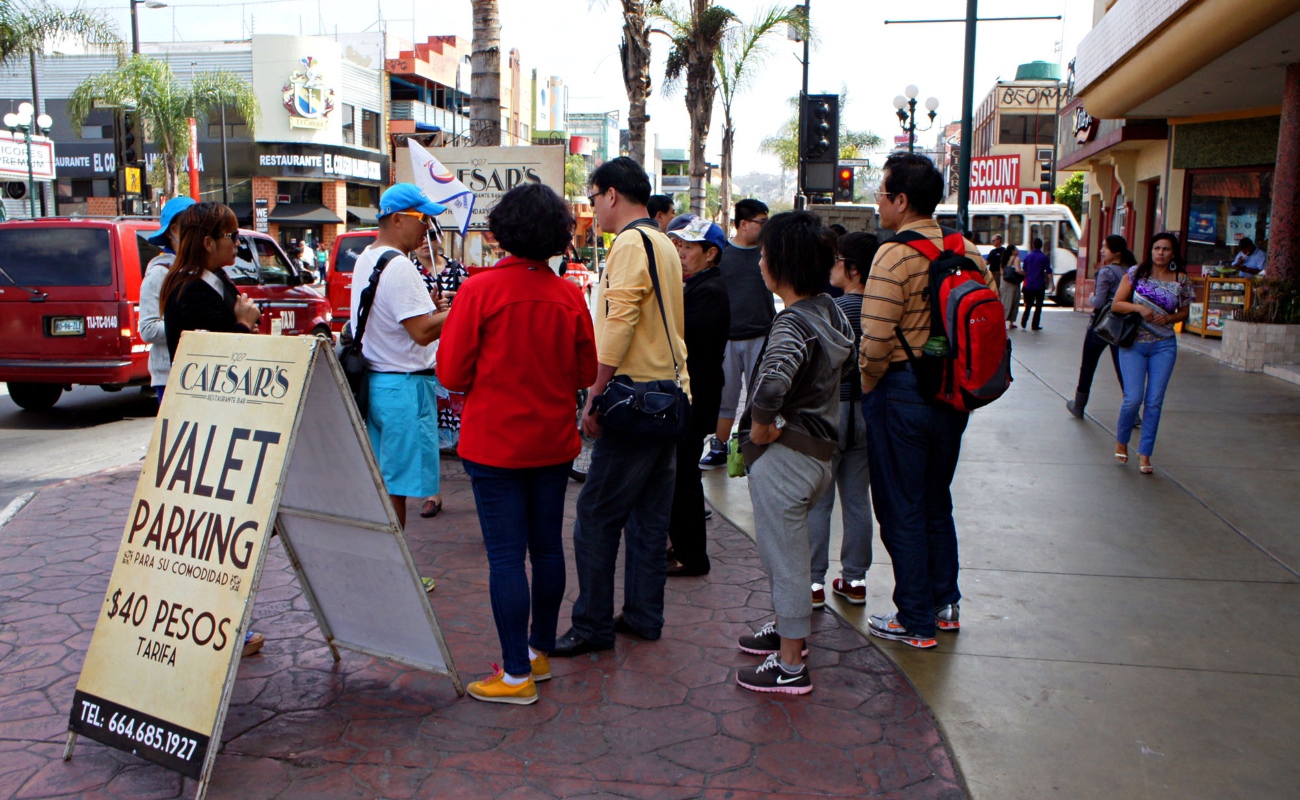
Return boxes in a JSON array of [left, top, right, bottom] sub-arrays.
[[1268, 62, 1300, 283]]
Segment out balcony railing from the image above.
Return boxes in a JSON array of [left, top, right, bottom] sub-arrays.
[[390, 100, 470, 132]]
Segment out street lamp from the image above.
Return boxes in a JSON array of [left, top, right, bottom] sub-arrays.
[[4, 102, 53, 218], [893, 86, 939, 155], [130, 0, 168, 55]]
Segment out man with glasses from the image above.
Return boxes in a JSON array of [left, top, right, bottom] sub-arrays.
[[701, 198, 773, 470], [350, 183, 451, 530]]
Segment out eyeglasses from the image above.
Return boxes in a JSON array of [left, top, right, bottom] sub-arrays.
[[587, 188, 608, 206], [743, 217, 768, 227], [874, 191, 896, 203], [397, 211, 434, 228], [217, 231, 241, 244]]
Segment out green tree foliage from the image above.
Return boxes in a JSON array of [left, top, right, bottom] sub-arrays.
[[565, 154, 589, 200], [1055, 171, 1084, 221], [0, 0, 118, 67], [673, 179, 720, 219], [68, 56, 259, 200], [759, 93, 882, 198]]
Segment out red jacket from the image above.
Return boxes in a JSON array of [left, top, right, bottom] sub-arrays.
[[438, 256, 598, 469]]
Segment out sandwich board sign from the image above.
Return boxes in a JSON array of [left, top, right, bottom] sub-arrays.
[[65, 332, 461, 799]]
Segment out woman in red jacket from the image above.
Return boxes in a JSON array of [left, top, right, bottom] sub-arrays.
[[437, 183, 598, 705]]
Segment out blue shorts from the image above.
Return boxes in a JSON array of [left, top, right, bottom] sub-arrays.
[[366, 372, 441, 498]]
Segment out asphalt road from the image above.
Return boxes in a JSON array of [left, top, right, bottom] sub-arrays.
[[0, 382, 157, 510]]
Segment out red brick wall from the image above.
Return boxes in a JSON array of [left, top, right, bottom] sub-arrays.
[[87, 197, 118, 216], [320, 179, 346, 252]]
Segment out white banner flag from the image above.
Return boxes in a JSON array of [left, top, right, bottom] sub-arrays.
[[407, 140, 476, 237]]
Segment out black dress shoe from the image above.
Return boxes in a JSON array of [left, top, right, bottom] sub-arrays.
[[666, 559, 709, 578], [551, 629, 613, 657], [614, 615, 660, 641]]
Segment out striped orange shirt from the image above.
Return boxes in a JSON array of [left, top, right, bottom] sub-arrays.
[[859, 218, 991, 393]]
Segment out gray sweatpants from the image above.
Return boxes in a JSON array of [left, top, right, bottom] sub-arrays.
[[747, 441, 834, 640], [809, 399, 873, 586]]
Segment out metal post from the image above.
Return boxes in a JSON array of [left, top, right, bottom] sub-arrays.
[[23, 126, 36, 218], [795, 0, 810, 210], [908, 99, 917, 154], [1049, 77, 1062, 198], [956, 0, 978, 235], [219, 92, 229, 204], [130, 0, 140, 55]]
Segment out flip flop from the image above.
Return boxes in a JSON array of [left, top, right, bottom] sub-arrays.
[[420, 499, 442, 518], [421, 576, 436, 593]]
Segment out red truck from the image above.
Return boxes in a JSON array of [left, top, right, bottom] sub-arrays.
[[0, 217, 331, 411]]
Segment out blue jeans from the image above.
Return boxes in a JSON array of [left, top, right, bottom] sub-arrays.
[[863, 368, 969, 637], [570, 430, 677, 644], [462, 459, 571, 677], [1117, 337, 1177, 457]]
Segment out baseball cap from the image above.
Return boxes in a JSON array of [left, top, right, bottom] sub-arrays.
[[666, 213, 696, 233], [668, 216, 727, 253], [378, 183, 447, 219], [146, 196, 196, 245]]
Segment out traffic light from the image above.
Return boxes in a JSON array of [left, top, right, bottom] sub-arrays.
[[800, 93, 840, 195], [1039, 156, 1052, 192], [834, 166, 855, 203], [120, 110, 139, 166]]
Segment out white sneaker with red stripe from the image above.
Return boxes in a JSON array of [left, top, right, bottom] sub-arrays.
[[867, 612, 937, 649]]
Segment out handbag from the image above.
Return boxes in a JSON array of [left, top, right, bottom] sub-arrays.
[[1090, 299, 1142, 347], [334, 250, 400, 418], [593, 226, 691, 439]]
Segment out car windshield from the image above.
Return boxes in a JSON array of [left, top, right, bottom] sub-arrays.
[[333, 235, 376, 274], [0, 228, 113, 287], [224, 235, 297, 286]]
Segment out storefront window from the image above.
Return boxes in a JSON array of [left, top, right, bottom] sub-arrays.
[[346, 183, 378, 208], [276, 181, 323, 205], [1184, 169, 1272, 267], [342, 104, 355, 145], [998, 113, 1057, 145]]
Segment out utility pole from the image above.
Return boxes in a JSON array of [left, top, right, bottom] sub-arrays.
[[795, 0, 810, 210]]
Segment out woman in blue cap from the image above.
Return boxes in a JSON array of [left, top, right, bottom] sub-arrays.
[[138, 196, 195, 405]]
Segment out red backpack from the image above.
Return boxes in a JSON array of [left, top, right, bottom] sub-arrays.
[[889, 228, 1013, 412]]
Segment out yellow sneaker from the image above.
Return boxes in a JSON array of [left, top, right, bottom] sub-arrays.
[[467, 666, 538, 705], [531, 652, 551, 682]]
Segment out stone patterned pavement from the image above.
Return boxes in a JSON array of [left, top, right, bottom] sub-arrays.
[[0, 460, 965, 799]]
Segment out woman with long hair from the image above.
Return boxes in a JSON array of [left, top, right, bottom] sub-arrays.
[[1000, 244, 1022, 328], [159, 201, 265, 658], [160, 202, 261, 359], [1110, 233, 1192, 474], [1067, 234, 1138, 417]]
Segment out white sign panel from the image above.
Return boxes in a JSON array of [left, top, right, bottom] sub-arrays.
[[0, 132, 56, 180], [396, 145, 566, 230], [252, 35, 344, 146]]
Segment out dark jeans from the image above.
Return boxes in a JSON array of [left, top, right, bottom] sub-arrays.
[[570, 430, 677, 643], [668, 430, 710, 574], [462, 459, 571, 677], [863, 368, 969, 637], [1021, 289, 1046, 328], [1076, 327, 1123, 396]]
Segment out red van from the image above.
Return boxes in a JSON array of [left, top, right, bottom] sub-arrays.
[[0, 217, 331, 411], [325, 228, 378, 333]]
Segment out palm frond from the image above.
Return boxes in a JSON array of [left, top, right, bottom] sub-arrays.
[[0, 0, 121, 65], [716, 4, 809, 105]]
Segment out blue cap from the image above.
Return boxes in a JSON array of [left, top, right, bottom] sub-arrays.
[[378, 183, 447, 218], [668, 216, 727, 253], [146, 196, 196, 245]]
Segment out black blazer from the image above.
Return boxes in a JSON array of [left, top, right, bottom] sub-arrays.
[[682, 266, 730, 439], [164, 270, 250, 359]]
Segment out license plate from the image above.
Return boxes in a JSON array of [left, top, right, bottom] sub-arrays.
[[51, 317, 86, 336]]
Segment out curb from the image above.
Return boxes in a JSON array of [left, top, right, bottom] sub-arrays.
[[0, 492, 36, 532]]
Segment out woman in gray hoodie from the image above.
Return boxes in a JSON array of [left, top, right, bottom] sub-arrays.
[[734, 212, 854, 696]]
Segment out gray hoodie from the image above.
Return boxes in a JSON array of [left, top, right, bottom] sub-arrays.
[[138, 253, 174, 387], [739, 295, 854, 467]]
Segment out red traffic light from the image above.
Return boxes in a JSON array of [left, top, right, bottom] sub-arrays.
[[839, 168, 853, 181]]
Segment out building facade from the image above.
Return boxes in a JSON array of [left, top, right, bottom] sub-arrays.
[[1066, 0, 1300, 304], [971, 63, 1065, 205]]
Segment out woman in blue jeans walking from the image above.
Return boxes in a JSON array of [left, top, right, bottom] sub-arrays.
[[437, 184, 598, 704], [1109, 233, 1192, 474]]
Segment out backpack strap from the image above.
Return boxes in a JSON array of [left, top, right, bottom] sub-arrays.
[[887, 226, 969, 261], [633, 227, 682, 387], [352, 250, 401, 347]]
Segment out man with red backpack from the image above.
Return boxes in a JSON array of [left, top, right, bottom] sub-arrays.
[[859, 153, 1003, 649]]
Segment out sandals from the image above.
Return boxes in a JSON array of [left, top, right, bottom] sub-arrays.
[[419, 498, 443, 518], [1139, 457, 1154, 475], [1114, 448, 1128, 464]]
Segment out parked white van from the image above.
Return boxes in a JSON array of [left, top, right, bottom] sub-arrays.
[[818, 202, 1082, 306]]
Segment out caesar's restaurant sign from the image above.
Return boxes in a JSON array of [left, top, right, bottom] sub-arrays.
[[69, 334, 310, 780], [396, 145, 565, 230]]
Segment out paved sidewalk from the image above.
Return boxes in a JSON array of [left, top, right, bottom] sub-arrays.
[[0, 461, 964, 799], [707, 308, 1300, 800]]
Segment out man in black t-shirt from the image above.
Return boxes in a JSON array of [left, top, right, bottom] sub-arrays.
[[985, 234, 1005, 289]]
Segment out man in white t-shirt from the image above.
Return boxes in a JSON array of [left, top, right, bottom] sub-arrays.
[[350, 183, 450, 529]]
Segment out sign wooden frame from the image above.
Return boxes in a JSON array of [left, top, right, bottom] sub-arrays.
[[64, 333, 461, 800]]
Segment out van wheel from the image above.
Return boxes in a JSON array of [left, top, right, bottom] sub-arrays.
[[7, 383, 63, 411], [310, 323, 334, 343]]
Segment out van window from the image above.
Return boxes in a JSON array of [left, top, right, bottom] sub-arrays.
[[136, 233, 164, 281], [935, 214, 958, 230], [0, 228, 112, 286], [1058, 221, 1079, 256], [333, 235, 375, 274], [250, 238, 294, 285], [1008, 215, 1025, 247], [971, 214, 1005, 245]]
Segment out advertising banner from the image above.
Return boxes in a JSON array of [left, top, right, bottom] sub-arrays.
[[1189, 202, 1218, 245], [969, 155, 1021, 203], [0, 131, 55, 181], [396, 145, 565, 231]]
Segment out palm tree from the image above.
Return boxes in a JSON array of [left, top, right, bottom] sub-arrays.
[[652, 1, 735, 217], [715, 4, 807, 231], [68, 56, 258, 199], [0, 0, 119, 136], [617, 0, 660, 168], [469, 0, 501, 147]]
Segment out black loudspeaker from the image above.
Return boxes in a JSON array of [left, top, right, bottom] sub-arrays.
[[5, 182, 28, 200]]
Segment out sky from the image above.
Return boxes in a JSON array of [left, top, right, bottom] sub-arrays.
[[60, 0, 1095, 175]]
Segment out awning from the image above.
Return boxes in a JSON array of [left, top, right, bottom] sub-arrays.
[[347, 205, 379, 225], [268, 203, 344, 224], [415, 122, 441, 133], [228, 202, 253, 225]]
